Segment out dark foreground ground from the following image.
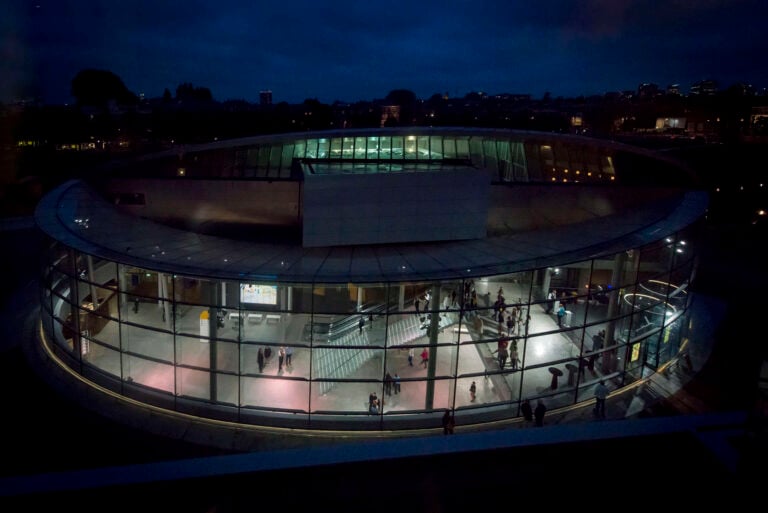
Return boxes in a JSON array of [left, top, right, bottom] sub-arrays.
[[0, 211, 766, 509]]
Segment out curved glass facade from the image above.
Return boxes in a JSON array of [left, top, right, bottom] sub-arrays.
[[38, 226, 700, 431], [35, 127, 705, 432]]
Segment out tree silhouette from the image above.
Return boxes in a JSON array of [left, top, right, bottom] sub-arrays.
[[175, 83, 213, 103], [71, 69, 137, 107]]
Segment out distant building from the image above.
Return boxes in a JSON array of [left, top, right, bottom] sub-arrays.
[[690, 79, 718, 96], [259, 90, 273, 106], [637, 83, 660, 99]]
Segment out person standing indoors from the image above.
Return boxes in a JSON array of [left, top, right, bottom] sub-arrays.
[[257, 347, 265, 373], [556, 303, 566, 328], [278, 346, 286, 372], [506, 314, 515, 336], [408, 347, 414, 366], [546, 290, 556, 314], [393, 373, 401, 394], [285, 345, 293, 367], [593, 380, 608, 418], [469, 381, 477, 402], [420, 348, 429, 368]]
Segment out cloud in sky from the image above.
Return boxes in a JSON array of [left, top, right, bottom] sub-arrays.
[[3, 0, 768, 105]]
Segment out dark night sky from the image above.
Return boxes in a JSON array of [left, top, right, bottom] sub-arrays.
[[3, 0, 768, 105]]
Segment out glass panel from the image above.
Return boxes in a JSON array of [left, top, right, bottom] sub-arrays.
[[172, 302, 211, 338], [293, 140, 306, 159], [279, 144, 293, 177], [257, 146, 269, 169], [403, 135, 416, 159], [317, 138, 330, 158], [666, 265, 692, 313], [415, 136, 428, 159], [312, 346, 385, 384], [482, 139, 497, 174], [366, 136, 380, 160], [469, 138, 483, 167], [379, 136, 391, 159], [53, 302, 77, 353], [354, 137, 367, 158], [520, 364, 564, 397], [638, 239, 673, 284], [83, 340, 122, 378], [443, 138, 457, 158], [429, 136, 442, 158], [176, 367, 210, 400], [269, 144, 282, 171], [310, 380, 379, 413], [305, 139, 318, 158], [329, 138, 342, 159], [216, 373, 239, 406], [241, 375, 310, 411], [84, 314, 120, 349], [176, 332, 211, 368], [122, 323, 174, 362], [50, 243, 77, 274], [122, 355, 174, 393], [341, 137, 354, 159], [391, 136, 404, 159], [215, 340, 239, 373]]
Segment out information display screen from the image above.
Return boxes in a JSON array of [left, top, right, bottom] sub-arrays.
[[240, 283, 278, 305]]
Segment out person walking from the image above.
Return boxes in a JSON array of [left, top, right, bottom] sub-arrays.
[[546, 290, 556, 314], [278, 346, 286, 372], [520, 398, 533, 422], [408, 347, 414, 366], [420, 348, 429, 368], [469, 381, 477, 402], [369, 395, 379, 415], [285, 346, 293, 367], [556, 302, 566, 328], [498, 345, 508, 370], [593, 379, 608, 418], [506, 314, 515, 336], [384, 372, 393, 396], [414, 296, 420, 316], [393, 373, 401, 394], [534, 400, 547, 427], [257, 347, 265, 373], [359, 315, 365, 334]]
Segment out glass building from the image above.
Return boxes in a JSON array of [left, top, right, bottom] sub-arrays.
[[34, 127, 708, 431]]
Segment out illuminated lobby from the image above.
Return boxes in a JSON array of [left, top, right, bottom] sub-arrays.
[[34, 127, 707, 433]]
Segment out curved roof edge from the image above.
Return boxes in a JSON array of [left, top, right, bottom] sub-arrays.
[[35, 179, 708, 284]]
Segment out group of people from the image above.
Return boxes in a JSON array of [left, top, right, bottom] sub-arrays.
[[383, 372, 401, 396], [520, 398, 548, 427], [494, 336, 520, 370], [256, 345, 293, 374]]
